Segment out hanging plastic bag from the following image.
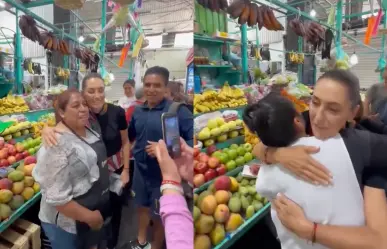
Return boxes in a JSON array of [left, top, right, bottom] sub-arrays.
[[372, 9, 383, 36], [364, 16, 376, 45]]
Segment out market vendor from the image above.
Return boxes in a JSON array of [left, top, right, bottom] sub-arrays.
[[363, 66, 387, 119], [249, 69, 387, 249]]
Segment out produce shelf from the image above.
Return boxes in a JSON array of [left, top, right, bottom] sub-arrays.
[[194, 105, 246, 118], [0, 192, 41, 233], [196, 65, 233, 69], [194, 34, 225, 44], [213, 202, 271, 249], [200, 136, 245, 151]]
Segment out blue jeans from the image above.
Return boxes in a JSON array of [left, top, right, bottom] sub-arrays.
[[41, 222, 78, 249]]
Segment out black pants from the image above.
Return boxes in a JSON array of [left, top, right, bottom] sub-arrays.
[[107, 160, 134, 249]]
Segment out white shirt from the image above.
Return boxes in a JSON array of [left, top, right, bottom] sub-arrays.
[[256, 135, 365, 249], [118, 96, 135, 110]]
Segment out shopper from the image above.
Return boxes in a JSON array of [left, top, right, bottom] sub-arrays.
[[126, 88, 145, 123], [252, 70, 387, 249], [363, 67, 387, 117], [128, 66, 193, 249], [33, 89, 110, 249], [244, 93, 366, 249], [166, 81, 193, 113], [42, 73, 130, 249], [118, 79, 136, 110], [153, 138, 193, 249]]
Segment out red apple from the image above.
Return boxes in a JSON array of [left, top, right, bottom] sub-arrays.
[[0, 149, 7, 160], [206, 145, 217, 156], [204, 169, 217, 181], [214, 175, 231, 191], [194, 162, 208, 174], [0, 140, 4, 149], [7, 156, 16, 165], [24, 156, 37, 165], [21, 151, 30, 158], [198, 153, 209, 163], [208, 157, 220, 169], [14, 153, 23, 162], [15, 144, 24, 153], [7, 147, 16, 156], [8, 139, 16, 145], [193, 148, 200, 158], [4, 144, 13, 149], [0, 159, 9, 167], [216, 164, 227, 175], [193, 174, 205, 188]]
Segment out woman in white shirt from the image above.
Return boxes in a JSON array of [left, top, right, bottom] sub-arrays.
[[118, 79, 136, 110]]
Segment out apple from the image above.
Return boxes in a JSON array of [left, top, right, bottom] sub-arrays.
[[235, 156, 245, 166], [219, 153, 229, 164], [244, 152, 253, 162], [21, 151, 30, 158], [226, 149, 238, 160], [208, 157, 220, 169], [204, 169, 217, 181], [237, 147, 246, 156], [0, 140, 4, 149], [226, 160, 237, 171], [15, 144, 24, 153], [28, 148, 35, 155], [212, 151, 222, 159], [229, 144, 239, 150], [204, 139, 215, 147], [193, 148, 200, 158], [243, 143, 253, 152], [198, 153, 209, 163], [4, 135, 12, 141], [216, 164, 227, 175], [222, 148, 229, 154], [206, 145, 217, 156], [0, 159, 8, 167], [194, 162, 208, 174], [14, 153, 23, 162], [8, 139, 16, 145], [0, 149, 7, 160], [193, 174, 205, 188], [8, 146, 16, 156], [24, 156, 37, 165], [7, 156, 16, 165]]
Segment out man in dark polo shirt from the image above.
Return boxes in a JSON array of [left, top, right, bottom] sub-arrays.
[[128, 66, 193, 249]]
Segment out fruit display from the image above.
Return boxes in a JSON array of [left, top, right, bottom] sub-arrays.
[[0, 121, 32, 141], [0, 138, 41, 167], [0, 158, 40, 221], [194, 174, 268, 248], [54, 67, 71, 80], [23, 59, 42, 75], [38, 113, 56, 127], [243, 123, 260, 146], [193, 142, 254, 188], [197, 0, 229, 12], [227, 1, 284, 30], [289, 52, 304, 64], [0, 93, 30, 115], [197, 117, 244, 146], [194, 84, 248, 114], [289, 19, 325, 51]]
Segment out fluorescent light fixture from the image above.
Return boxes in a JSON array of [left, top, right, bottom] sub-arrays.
[[350, 52, 358, 65], [0, 2, 5, 9], [78, 36, 85, 42], [310, 9, 316, 17]]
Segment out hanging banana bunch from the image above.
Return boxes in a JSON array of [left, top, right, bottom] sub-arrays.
[[289, 52, 304, 64]]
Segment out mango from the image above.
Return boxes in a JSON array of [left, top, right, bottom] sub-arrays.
[[207, 183, 215, 194], [228, 197, 241, 213], [200, 195, 217, 215], [197, 191, 211, 208], [0, 190, 13, 203], [229, 177, 239, 192], [12, 181, 24, 195], [8, 170, 25, 182], [214, 204, 230, 223], [8, 195, 24, 210], [225, 213, 244, 232], [24, 176, 34, 187], [210, 223, 225, 246], [32, 182, 40, 193], [194, 214, 214, 234], [193, 206, 201, 222], [0, 204, 11, 220], [246, 205, 255, 219], [214, 190, 230, 204], [194, 234, 211, 249], [21, 187, 34, 201], [23, 164, 35, 177]]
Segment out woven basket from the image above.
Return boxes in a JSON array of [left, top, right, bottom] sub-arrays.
[[114, 0, 135, 5], [55, 0, 85, 10]]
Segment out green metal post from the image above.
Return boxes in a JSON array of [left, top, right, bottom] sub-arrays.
[[100, 0, 107, 71], [255, 26, 260, 66], [335, 0, 343, 60], [14, 9, 23, 94], [241, 24, 248, 83], [380, 11, 387, 82], [297, 36, 303, 82]]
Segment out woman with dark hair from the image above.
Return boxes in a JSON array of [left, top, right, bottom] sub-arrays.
[[41, 73, 130, 249], [250, 69, 387, 249], [33, 89, 110, 249], [118, 79, 136, 110]]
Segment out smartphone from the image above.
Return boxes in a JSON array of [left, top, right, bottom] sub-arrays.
[[161, 113, 181, 158]]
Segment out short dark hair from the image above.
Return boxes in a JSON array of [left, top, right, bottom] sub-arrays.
[[144, 66, 169, 85], [317, 69, 360, 108], [243, 93, 300, 147], [82, 73, 104, 90], [55, 89, 82, 124], [123, 79, 135, 88]]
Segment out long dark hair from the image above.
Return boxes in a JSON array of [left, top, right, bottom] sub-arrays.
[[55, 89, 82, 124]]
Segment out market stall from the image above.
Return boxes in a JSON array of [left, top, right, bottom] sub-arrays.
[[194, 0, 387, 248]]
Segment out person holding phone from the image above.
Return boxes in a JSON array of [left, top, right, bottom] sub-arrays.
[[127, 66, 193, 249]]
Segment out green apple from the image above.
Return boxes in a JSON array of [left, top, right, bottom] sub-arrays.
[[226, 160, 237, 171], [227, 120, 237, 130], [237, 147, 246, 156], [207, 119, 218, 130], [210, 127, 221, 137], [216, 117, 226, 126], [228, 131, 239, 138], [219, 153, 229, 164], [28, 148, 35, 155], [217, 134, 228, 142], [223, 148, 230, 153], [243, 143, 253, 152], [198, 128, 211, 140], [213, 151, 222, 158], [227, 149, 238, 160], [230, 144, 239, 150], [204, 139, 215, 147], [244, 152, 253, 162], [235, 119, 243, 126], [235, 156, 245, 166], [220, 124, 229, 133]]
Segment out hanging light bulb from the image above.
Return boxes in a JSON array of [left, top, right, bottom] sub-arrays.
[[78, 36, 85, 42], [310, 9, 316, 17], [350, 52, 359, 65]]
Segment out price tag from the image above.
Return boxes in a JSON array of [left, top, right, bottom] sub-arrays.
[[219, 32, 228, 38]]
